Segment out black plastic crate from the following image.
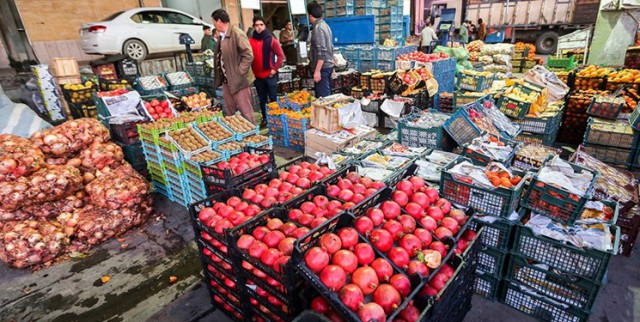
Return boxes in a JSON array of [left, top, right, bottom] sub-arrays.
[[205, 282, 247, 322], [292, 212, 423, 322], [512, 218, 618, 283], [474, 272, 501, 300], [468, 214, 520, 251], [200, 146, 276, 190], [505, 255, 602, 311], [110, 120, 144, 145], [243, 283, 299, 321], [521, 155, 599, 225], [462, 136, 520, 167], [275, 155, 343, 185], [440, 157, 529, 218], [417, 255, 470, 321], [500, 281, 589, 322]]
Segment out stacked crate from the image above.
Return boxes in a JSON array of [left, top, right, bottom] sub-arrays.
[[558, 90, 604, 145], [433, 58, 457, 94], [513, 104, 563, 146], [617, 206, 640, 256], [582, 117, 640, 169]]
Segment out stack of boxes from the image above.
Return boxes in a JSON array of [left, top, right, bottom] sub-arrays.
[[513, 102, 564, 146], [582, 117, 639, 169], [31, 64, 66, 122], [319, 0, 405, 43]]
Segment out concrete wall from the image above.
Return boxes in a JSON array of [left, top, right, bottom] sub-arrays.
[[588, 1, 640, 66], [14, 0, 161, 63]]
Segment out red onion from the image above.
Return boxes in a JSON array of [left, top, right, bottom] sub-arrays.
[[0, 134, 45, 182], [0, 220, 69, 269]]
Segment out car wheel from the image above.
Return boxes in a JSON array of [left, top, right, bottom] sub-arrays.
[[535, 31, 559, 55], [123, 39, 147, 61]]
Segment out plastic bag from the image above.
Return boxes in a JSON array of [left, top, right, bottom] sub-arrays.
[[380, 99, 407, 128], [493, 54, 511, 65], [338, 100, 365, 129]]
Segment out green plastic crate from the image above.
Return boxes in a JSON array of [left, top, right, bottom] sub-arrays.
[[497, 94, 532, 120], [500, 281, 590, 322], [474, 272, 502, 301], [547, 56, 576, 70]]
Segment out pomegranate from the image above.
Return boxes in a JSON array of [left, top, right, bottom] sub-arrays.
[[441, 217, 459, 234], [399, 234, 422, 256], [311, 296, 329, 314], [339, 284, 365, 312], [360, 177, 373, 188], [407, 260, 429, 277], [298, 214, 314, 226], [421, 249, 442, 269], [429, 271, 449, 291], [304, 246, 330, 273], [408, 176, 426, 191], [313, 195, 329, 208], [414, 228, 433, 248], [292, 227, 310, 239], [346, 171, 361, 183], [266, 218, 284, 230], [338, 227, 359, 250], [371, 181, 386, 190], [352, 266, 379, 295], [435, 227, 453, 240], [338, 189, 354, 202], [456, 239, 469, 254], [380, 201, 401, 220], [391, 190, 409, 207], [337, 178, 353, 190], [383, 220, 404, 241], [263, 230, 286, 248], [424, 187, 439, 204], [397, 215, 416, 233], [373, 284, 401, 314], [426, 206, 444, 221], [421, 285, 438, 297], [358, 303, 386, 322], [310, 217, 328, 228], [332, 249, 358, 274], [354, 243, 375, 266], [273, 256, 290, 273], [449, 209, 468, 225], [429, 241, 447, 257], [354, 216, 374, 235], [369, 229, 393, 252], [364, 188, 379, 197], [352, 194, 366, 204], [436, 198, 452, 214], [319, 233, 342, 254], [326, 185, 340, 197], [261, 248, 282, 266], [399, 304, 420, 321], [411, 192, 430, 209], [420, 216, 438, 231], [396, 180, 414, 196], [319, 265, 347, 291], [389, 274, 411, 298], [462, 230, 477, 241], [388, 247, 410, 270], [280, 222, 297, 236], [353, 183, 366, 195], [405, 202, 424, 220], [371, 258, 394, 282], [367, 208, 385, 226], [248, 241, 268, 258], [237, 235, 255, 250], [278, 237, 296, 256], [300, 201, 316, 214]]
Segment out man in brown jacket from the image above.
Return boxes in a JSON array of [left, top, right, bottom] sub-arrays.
[[212, 9, 256, 124]]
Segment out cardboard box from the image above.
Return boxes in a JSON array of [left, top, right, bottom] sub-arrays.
[[304, 125, 376, 158], [49, 57, 80, 77]]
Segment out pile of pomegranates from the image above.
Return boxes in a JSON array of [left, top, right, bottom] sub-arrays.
[[242, 178, 306, 209], [325, 171, 386, 205], [286, 194, 350, 228], [197, 195, 263, 238], [212, 152, 272, 176], [278, 161, 336, 189]]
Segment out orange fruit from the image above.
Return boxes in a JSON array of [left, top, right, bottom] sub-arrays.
[[490, 176, 501, 187], [500, 178, 513, 188], [510, 176, 522, 185]]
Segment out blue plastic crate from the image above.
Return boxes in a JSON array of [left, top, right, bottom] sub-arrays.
[[376, 60, 395, 71], [359, 46, 376, 60], [360, 60, 375, 71], [342, 47, 361, 62]]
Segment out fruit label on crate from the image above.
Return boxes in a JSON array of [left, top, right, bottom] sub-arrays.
[[102, 91, 143, 116]]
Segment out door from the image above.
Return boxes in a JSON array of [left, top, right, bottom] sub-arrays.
[[129, 10, 175, 53], [160, 10, 205, 50]]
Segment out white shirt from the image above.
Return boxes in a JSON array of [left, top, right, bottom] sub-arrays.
[[421, 27, 438, 47]]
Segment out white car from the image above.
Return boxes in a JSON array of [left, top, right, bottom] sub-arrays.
[[80, 8, 213, 61]]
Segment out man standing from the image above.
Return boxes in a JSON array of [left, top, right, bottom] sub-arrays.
[[420, 21, 438, 53], [212, 9, 256, 124], [280, 20, 297, 65], [459, 21, 469, 44], [201, 26, 216, 52], [307, 2, 334, 98], [249, 16, 285, 128], [477, 18, 487, 41]]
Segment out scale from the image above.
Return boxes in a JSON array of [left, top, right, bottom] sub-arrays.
[[433, 8, 456, 49]]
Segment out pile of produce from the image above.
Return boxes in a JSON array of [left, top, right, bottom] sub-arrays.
[[467, 40, 484, 61], [396, 52, 449, 64], [0, 119, 153, 269], [479, 44, 514, 76], [142, 97, 175, 121], [221, 114, 256, 134], [181, 92, 212, 110]]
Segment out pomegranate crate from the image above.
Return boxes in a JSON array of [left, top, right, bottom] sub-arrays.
[[292, 212, 423, 322], [586, 95, 625, 120], [417, 255, 472, 321], [505, 254, 602, 312], [462, 136, 519, 167], [474, 272, 501, 301], [110, 120, 143, 145], [319, 164, 389, 217], [228, 208, 306, 313], [189, 188, 249, 248], [200, 146, 276, 189], [521, 156, 599, 225], [468, 214, 520, 251], [203, 272, 247, 322], [200, 247, 242, 298], [442, 109, 483, 148], [441, 157, 529, 218], [500, 281, 590, 322], [512, 216, 619, 283]]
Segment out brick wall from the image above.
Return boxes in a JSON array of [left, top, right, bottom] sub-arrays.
[[15, 0, 162, 42]]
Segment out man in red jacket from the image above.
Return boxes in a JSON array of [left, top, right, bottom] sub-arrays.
[[249, 16, 285, 128]]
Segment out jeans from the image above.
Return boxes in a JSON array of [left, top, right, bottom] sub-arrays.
[[254, 75, 278, 123], [314, 67, 333, 98]]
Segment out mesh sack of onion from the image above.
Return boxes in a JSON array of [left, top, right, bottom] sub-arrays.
[[85, 164, 149, 210], [0, 220, 70, 269], [0, 190, 88, 222], [30, 118, 110, 158], [0, 164, 83, 212], [0, 134, 45, 183]]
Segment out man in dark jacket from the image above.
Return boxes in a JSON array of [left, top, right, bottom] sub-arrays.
[[201, 26, 216, 52], [307, 2, 334, 98], [212, 9, 256, 123]]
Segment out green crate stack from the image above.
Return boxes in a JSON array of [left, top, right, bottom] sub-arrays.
[[583, 117, 640, 170]]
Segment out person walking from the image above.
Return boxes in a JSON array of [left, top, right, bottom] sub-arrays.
[[249, 16, 285, 128], [420, 21, 438, 53], [459, 21, 469, 44], [280, 20, 297, 65], [211, 9, 256, 124], [201, 26, 217, 52], [477, 18, 487, 41], [307, 2, 334, 98]]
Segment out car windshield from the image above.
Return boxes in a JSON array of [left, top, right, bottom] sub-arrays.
[[101, 11, 124, 21]]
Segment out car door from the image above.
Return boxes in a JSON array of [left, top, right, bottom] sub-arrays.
[[129, 10, 174, 53], [160, 10, 205, 50]]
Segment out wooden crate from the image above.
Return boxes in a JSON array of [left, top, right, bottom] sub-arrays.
[[311, 102, 341, 133], [48, 57, 79, 77], [55, 76, 82, 85]]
